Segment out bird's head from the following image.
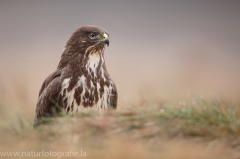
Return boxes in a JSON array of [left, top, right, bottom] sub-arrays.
[[66, 25, 109, 55]]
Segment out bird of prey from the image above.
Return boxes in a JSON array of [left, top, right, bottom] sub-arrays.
[[34, 25, 118, 123]]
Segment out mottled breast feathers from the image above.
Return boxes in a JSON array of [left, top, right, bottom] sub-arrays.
[[34, 25, 118, 123]]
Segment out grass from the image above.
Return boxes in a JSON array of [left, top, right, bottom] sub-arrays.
[[0, 98, 240, 158]]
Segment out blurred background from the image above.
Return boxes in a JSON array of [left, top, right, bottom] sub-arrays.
[[0, 0, 240, 118]]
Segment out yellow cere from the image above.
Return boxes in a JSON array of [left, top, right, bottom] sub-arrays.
[[103, 33, 108, 39]]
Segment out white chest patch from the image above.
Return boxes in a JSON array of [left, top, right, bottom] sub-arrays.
[[86, 54, 101, 77]]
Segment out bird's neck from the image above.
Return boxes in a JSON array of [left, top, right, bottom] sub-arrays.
[[59, 49, 108, 91], [84, 52, 105, 76], [58, 46, 106, 70], [86, 52, 104, 66]]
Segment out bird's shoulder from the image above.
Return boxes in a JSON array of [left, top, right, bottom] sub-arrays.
[[38, 69, 62, 97]]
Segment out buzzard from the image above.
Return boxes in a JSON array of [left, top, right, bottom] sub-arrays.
[[34, 25, 118, 123]]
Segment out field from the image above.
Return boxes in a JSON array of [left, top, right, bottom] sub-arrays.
[[0, 95, 240, 159]]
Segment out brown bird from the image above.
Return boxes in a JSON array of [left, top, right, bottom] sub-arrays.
[[34, 25, 118, 123]]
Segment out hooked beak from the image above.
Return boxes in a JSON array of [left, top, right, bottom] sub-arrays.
[[102, 33, 110, 47], [104, 38, 109, 46]]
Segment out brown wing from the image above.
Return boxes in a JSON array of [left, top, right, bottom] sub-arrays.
[[109, 81, 118, 109], [34, 69, 62, 123]]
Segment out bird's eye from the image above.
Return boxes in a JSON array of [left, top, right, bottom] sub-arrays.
[[89, 33, 96, 39]]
